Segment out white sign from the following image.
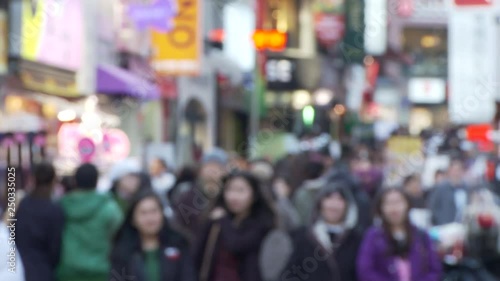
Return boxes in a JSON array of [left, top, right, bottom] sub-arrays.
[[223, 3, 255, 71], [266, 59, 293, 83], [448, 8, 497, 124], [364, 0, 388, 55], [408, 78, 446, 104]]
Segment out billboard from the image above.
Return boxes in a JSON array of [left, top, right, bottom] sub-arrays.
[[20, 0, 83, 71], [150, 0, 202, 75]]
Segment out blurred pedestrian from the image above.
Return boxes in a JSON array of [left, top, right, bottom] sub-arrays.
[[403, 174, 426, 209], [110, 191, 196, 281], [57, 163, 123, 281], [195, 171, 275, 281], [271, 176, 300, 231], [149, 158, 176, 200], [428, 158, 470, 225], [292, 153, 327, 225], [16, 162, 64, 281], [357, 188, 442, 281], [168, 166, 198, 205], [283, 181, 363, 281], [434, 169, 446, 186], [0, 190, 25, 281], [173, 149, 229, 239], [110, 172, 151, 214]]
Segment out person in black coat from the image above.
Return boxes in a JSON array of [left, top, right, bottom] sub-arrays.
[[110, 190, 196, 281], [282, 181, 363, 281], [16, 162, 65, 281], [194, 171, 276, 281]]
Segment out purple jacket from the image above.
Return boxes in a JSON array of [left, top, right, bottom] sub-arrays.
[[357, 226, 442, 281]]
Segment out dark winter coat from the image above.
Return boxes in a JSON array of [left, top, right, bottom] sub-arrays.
[[16, 195, 65, 281], [357, 226, 442, 281], [283, 225, 362, 281], [284, 182, 363, 281], [195, 215, 272, 281], [427, 180, 470, 226], [110, 227, 197, 281]]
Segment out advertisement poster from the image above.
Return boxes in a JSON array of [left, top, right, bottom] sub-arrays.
[[312, 0, 345, 48], [0, 10, 6, 75], [385, 136, 424, 186], [150, 0, 202, 75], [21, 0, 83, 71]]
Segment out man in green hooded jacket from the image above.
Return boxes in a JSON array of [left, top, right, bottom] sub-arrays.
[[57, 163, 123, 281]]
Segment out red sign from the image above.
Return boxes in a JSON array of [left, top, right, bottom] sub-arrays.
[[314, 14, 345, 48], [455, 0, 492, 5]]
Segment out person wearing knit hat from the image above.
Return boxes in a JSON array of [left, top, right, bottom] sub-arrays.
[[283, 181, 363, 281], [172, 148, 230, 240], [57, 163, 123, 281]]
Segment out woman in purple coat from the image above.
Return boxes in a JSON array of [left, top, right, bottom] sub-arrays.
[[357, 188, 442, 281]]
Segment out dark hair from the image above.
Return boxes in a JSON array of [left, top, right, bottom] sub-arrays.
[[60, 175, 75, 193], [374, 188, 413, 257], [110, 172, 152, 195], [111, 191, 183, 262], [403, 174, 419, 187], [74, 163, 98, 190], [214, 171, 276, 227], [34, 162, 56, 187], [312, 181, 352, 223]]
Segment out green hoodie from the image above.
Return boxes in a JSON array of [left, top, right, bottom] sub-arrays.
[[57, 190, 123, 281]]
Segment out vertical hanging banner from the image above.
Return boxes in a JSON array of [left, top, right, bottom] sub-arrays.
[[150, 0, 202, 76], [342, 0, 365, 64], [448, 3, 496, 124], [312, 0, 346, 48]]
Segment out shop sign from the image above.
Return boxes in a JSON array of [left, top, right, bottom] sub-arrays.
[[408, 78, 446, 104], [365, 0, 387, 56], [19, 60, 79, 98], [150, 0, 202, 76], [312, 0, 345, 48], [265, 58, 298, 91], [20, 0, 83, 71]]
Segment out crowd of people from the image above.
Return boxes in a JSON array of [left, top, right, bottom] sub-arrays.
[[2, 144, 500, 281]]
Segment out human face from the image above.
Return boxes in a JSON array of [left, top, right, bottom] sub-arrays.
[[320, 192, 347, 225], [223, 177, 254, 216], [149, 159, 165, 177], [133, 197, 164, 237], [200, 162, 225, 196], [448, 162, 464, 183], [117, 174, 140, 199], [404, 178, 422, 197], [381, 191, 409, 227]]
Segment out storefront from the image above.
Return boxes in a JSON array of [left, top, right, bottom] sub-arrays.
[[2, 0, 87, 178]]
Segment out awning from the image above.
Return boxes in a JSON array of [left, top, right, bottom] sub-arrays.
[[97, 64, 160, 100]]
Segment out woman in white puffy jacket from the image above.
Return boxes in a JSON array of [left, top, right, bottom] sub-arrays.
[[0, 190, 25, 281]]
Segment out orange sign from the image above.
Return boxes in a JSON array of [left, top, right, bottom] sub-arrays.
[[150, 0, 202, 76], [252, 30, 287, 51]]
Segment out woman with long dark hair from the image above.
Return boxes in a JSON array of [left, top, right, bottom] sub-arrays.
[[357, 188, 442, 281], [110, 191, 196, 281], [195, 171, 276, 281]]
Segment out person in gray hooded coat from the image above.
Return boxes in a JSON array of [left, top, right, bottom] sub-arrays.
[[282, 181, 363, 281]]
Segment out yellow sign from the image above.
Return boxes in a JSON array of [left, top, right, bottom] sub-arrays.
[[150, 0, 202, 75], [386, 136, 424, 186], [0, 10, 7, 74]]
